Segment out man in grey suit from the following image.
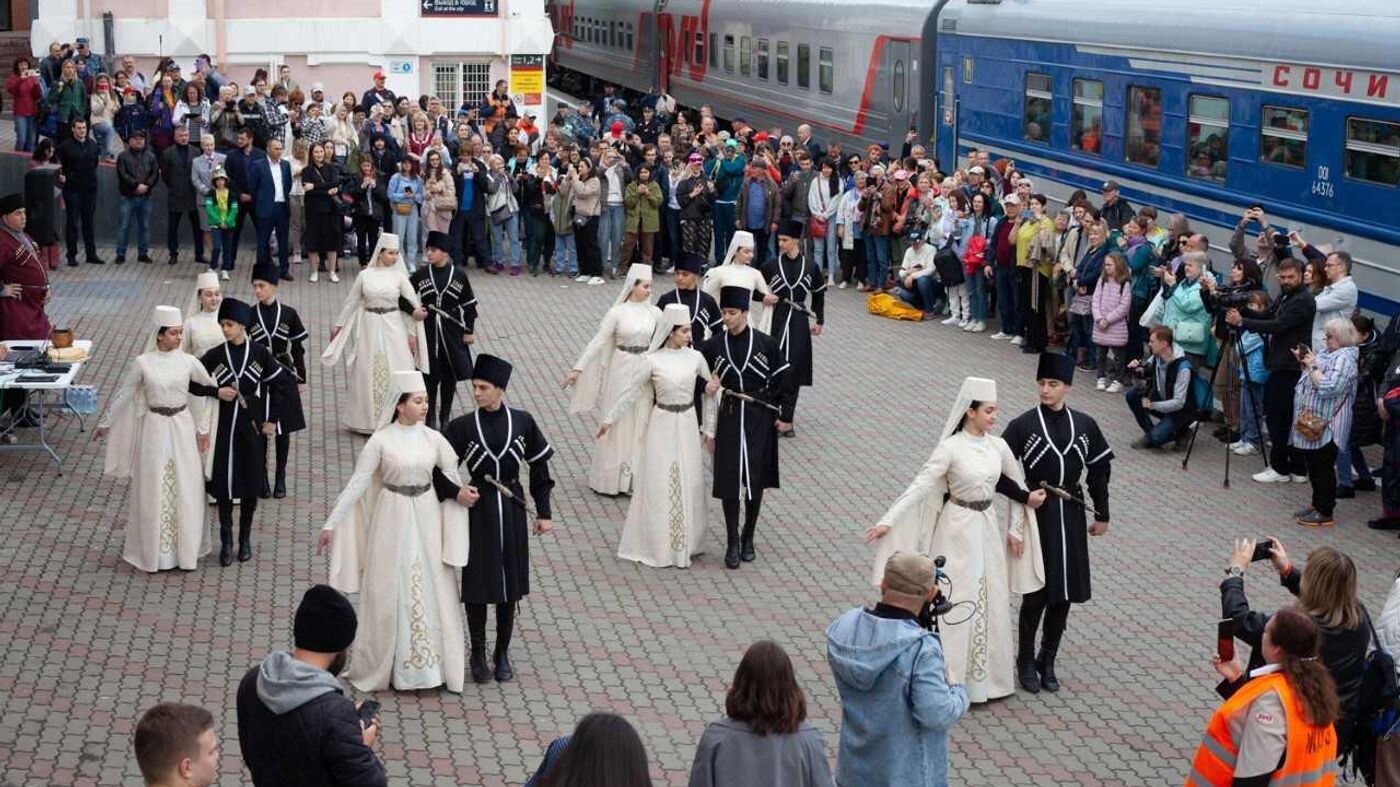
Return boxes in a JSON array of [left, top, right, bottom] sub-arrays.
[[161, 126, 206, 265], [191, 135, 227, 266]]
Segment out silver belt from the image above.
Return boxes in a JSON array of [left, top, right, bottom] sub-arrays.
[[655, 401, 693, 413], [949, 496, 992, 512], [366, 306, 396, 314], [617, 345, 648, 354], [383, 481, 431, 497], [149, 405, 187, 416]]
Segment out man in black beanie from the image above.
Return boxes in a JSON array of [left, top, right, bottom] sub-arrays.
[[236, 585, 387, 786]]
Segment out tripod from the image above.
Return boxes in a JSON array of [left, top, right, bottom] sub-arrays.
[[1182, 326, 1268, 486]]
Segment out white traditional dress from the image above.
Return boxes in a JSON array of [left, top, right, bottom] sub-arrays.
[[183, 271, 226, 360], [702, 230, 772, 332], [324, 373, 470, 693], [607, 307, 715, 567], [101, 314, 217, 573], [570, 265, 663, 495], [871, 378, 1044, 704], [321, 235, 430, 434]]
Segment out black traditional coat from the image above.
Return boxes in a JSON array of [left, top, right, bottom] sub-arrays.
[[248, 300, 307, 434], [758, 250, 827, 387], [700, 326, 791, 499], [410, 263, 478, 382], [433, 406, 554, 605], [1001, 404, 1113, 605], [197, 341, 293, 500], [656, 286, 722, 347]]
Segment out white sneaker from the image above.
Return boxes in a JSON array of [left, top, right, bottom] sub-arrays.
[[1095, 378, 1107, 391], [1010, 336, 1025, 346], [962, 321, 975, 332], [1227, 440, 1244, 450], [587, 276, 605, 285], [1231, 443, 1258, 456], [329, 271, 340, 283], [958, 318, 970, 328], [970, 321, 986, 333], [941, 316, 960, 326], [291, 254, 302, 264], [1252, 468, 1290, 484], [1105, 381, 1124, 394], [309, 270, 319, 282], [219, 270, 229, 281], [1291, 474, 1309, 483], [990, 331, 1010, 340], [574, 275, 589, 283], [837, 281, 848, 289]]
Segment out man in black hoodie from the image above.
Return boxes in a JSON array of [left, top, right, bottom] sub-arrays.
[[237, 585, 387, 787]]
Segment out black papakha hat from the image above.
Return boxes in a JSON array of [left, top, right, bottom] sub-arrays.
[[293, 584, 358, 653], [719, 286, 751, 311], [1036, 352, 1075, 385], [472, 353, 512, 389]]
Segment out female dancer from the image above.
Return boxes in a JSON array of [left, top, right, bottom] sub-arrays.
[[702, 230, 775, 332], [865, 377, 1046, 703], [562, 264, 663, 495], [598, 304, 713, 567], [321, 233, 430, 434], [182, 270, 225, 359]]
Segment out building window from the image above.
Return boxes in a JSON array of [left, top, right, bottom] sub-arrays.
[[1022, 72, 1051, 144], [1071, 78, 1103, 154], [709, 33, 718, 69], [722, 34, 734, 73], [776, 41, 789, 84], [433, 62, 492, 111], [756, 39, 769, 80], [739, 36, 751, 77], [1186, 94, 1229, 183], [1125, 85, 1162, 168], [1260, 106, 1308, 168], [796, 43, 810, 89], [694, 31, 705, 65], [1345, 117, 1400, 187], [819, 47, 833, 94]]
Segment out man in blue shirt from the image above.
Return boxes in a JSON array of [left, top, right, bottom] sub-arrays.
[[734, 159, 775, 265]]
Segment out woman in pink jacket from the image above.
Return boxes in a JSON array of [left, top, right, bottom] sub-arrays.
[[1091, 252, 1133, 393]]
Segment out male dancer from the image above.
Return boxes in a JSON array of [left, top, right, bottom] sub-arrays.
[[411, 230, 478, 429], [1000, 353, 1113, 693], [701, 286, 791, 569], [195, 297, 294, 565], [433, 355, 555, 683], [248, 263, 306, 498], [656, 250, 721, 416], [759, 219, 826, 437]]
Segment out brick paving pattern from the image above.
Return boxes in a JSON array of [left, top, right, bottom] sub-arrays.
[[0, 248, 1393, 786]]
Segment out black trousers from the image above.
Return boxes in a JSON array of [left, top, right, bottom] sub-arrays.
[[62, 186, 98, 260], [1301, 441, 1339, 516], [257, 208, 291, 276], [575, 216, 602, 276], [426, 373, 457, 429], [168, 209, 206, 259], [454, 212, 493, 269], [721, 490, 764, 542], [1265, 369, 1304, 475], [780, 385, 801, 423], [465, 601, 517, 655], [260, 432, 290, 485], [215, 498, 256, 539], [353, 216, 379, 264], [1019, 588, 1071, 658], [230, 202, 257, 265], [748, 227, 770, 265]]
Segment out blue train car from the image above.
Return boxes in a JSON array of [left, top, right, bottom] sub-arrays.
[[934, 0, 1399, 311]]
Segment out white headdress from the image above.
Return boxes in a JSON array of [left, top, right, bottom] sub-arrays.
[[145, 305, 185, 352], [369, 232, 406, 278], [649, 303, 693, 351], [613, 263, 654, 306], [721, 230, 755, 267], [185, 270, 222, 319], [377, 370, 427, 430], [939, 377, 998, 439]]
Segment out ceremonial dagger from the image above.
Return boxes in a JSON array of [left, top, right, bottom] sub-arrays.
[[483, 474, 534, 517], [719, 387, 782, 414], [1037, 480, 1101, 519], [427, 303, 469, 332]]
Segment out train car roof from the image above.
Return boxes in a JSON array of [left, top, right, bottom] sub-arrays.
[[573, 0, 935, 33], [943, 0, 1399, 74]]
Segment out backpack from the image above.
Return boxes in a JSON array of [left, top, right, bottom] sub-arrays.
[[964, 234, 988, 275], [1341, 608, 1399, 784]]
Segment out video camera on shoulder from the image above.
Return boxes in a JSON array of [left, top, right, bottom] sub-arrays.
[[917, 555, 956, 631]]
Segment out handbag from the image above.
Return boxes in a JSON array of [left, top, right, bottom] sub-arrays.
[[491, 205, 512, 225], [393, 202, 413, 216], [1172, 320, 1206, 345], [1294, 397, 1347, 442], [807, 215, 828, 238], [433, 194, 455, 212], [933, 242, 965, 287], [1139, 289, 1166, 328]]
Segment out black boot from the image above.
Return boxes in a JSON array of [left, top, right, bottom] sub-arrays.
[[273, 435, 289, 498], [237, 525, 252, 562], [723, 505, 741, 569], [1017, 610, 1041, 694], [466, 605, 493, 683], [259, 477, 272, 499], [219, 524, 234, 567], [493, 646, 515, 682], [470, 644, 492, 684], [494, 602, 516, 682], [1037, 602, 1069, 692], [273, 476, 287, 499], [1036, 646, 1060, 693], [739, 523, 756, 562]]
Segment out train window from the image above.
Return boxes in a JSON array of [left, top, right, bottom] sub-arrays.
[[1022, 73, 1051, 144], [777, 42, 789, 84], [626, 22, 634, 52], [819, 47, 833, 94], [757, 39, 769, 80], [797, 44, 810, 90], [609, 21, 616, 48], [1345, 117, 1400, 187], [694, 31, 705, 65], [1260, 107, 1308, 169], [1071, 79, 1103, 154], [893, 59, 905, 112], [723, 35, 734, 73], [740, 36, 751, 77], [709, 33, 718, 68], [1186, 95, 1228, 183], [963, 55, 973, 84], [1125, 85, 1162, 168]]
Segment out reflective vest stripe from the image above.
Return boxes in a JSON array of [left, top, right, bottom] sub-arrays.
[[1184, 673, 1336, 787]]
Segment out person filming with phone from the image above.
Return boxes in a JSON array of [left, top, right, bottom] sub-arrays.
[[1217, 538, 1370, 769]]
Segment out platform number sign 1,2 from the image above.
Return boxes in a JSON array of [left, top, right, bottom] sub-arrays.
[[422, 0, 497, 16], [1311, 165, 1333, 199]]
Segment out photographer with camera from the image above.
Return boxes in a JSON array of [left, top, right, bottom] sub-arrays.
[[1126, 325, 1199, 449], [1226, 258, 1316, 484], [1201, 258, 1264, 444], [1230, 206, 1286, 282], [827, 552, 969, 787]]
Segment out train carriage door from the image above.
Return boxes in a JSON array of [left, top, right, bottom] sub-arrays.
[[886, 39, 912, 150], [653, 1, 670, 92], [936, 59, 958, 168]]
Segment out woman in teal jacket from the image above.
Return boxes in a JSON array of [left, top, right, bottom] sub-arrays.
[[1161, 250, 1217, 411]]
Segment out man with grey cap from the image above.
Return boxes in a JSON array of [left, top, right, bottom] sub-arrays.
[[826, 552, 969, 787]]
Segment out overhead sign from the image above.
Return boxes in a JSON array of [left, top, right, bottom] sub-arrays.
[[422, 0, 497, 16], [510, 54, 545, 105], [388, 60, 413, 75], [1266, 63, 1397, 108]]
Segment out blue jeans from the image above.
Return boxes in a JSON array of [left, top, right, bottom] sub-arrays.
[[492, 213, 521, 268], [1238, 380, 1266, 447], [116, 195, 151, 257], [211, 228, 237, 271], [967, 267, 989, 321], [994, 266, 1019, 334], [712, 202, 736, 265], [864, 235, 890, 289], [663, 206, 681, 264], [12, 115, 36, 152], [812, 222, 839, 281], [1126, 390, 1188, 446], [91, 121, 114, 158], [554, 233, 578, 276], [392, 209, 420, 271], [1067, 313, 1095, 362], [1336, 444, 1374, 488], [893, 275, 940, 311], [599, 204, 625, 272]]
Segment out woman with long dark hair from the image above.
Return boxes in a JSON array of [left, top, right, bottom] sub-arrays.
[[569, 157, 605, 284], [687, 640, 834, 787], [535, 713, 652, 787], [302, 141, 345, 282]]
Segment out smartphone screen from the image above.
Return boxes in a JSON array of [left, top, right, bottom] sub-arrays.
[[1217, 619, 1235, 662], [1251, 538, 1275, 562], [357, 699, 381, 725]]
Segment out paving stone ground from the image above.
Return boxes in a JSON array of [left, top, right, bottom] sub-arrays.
[[0, 248, 1394, 786]]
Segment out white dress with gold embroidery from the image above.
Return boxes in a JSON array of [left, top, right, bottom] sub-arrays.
[[571, 300, 663, 495], [605, 347, 713, 568], [323, 421, 469, 693], [321, 266, 428, 434], [99, 349, 215, 572]]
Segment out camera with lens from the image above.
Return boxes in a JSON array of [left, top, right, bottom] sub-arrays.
[[918, 555, 956, 630], [1213, 283, 1254, 309]]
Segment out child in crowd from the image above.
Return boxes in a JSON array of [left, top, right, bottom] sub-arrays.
[[1091, 252, 1133, 393], [1229, 290, 1271, 456], [205, 168, 238, 278]]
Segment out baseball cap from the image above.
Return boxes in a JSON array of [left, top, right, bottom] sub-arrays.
[[968, 165, 986, 175], [1003, 194, 1021, 206], [724, 138, 739, 148], [373, 70, 385, 80], [882, 552, 936, 608], [242, 85, 257, 96], [687, 152, 703, 163], [76, 36, 90, 46], [311, 81, 325, 93], [1101, 179, 1121, 192]]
